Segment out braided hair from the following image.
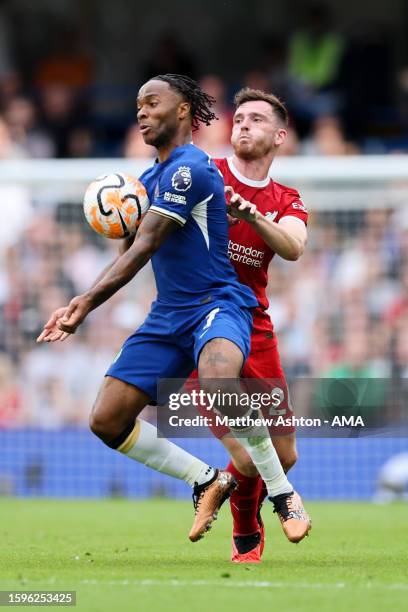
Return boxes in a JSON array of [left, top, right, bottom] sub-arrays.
[[152, 74, 218, 131]]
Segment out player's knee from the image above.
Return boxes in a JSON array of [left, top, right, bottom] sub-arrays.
[[235, 455, 258, 478], [89, 410, 110, 440], [201, 375, 250, 418], [89, 405, 123, 443], [224, 438, 258, 477], [279, 448, 298, 473]]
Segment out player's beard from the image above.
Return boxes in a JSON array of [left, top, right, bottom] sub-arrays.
[[234, 138, 274, 161]]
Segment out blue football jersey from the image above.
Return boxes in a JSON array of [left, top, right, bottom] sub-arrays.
[[139, 144, 257, 309]]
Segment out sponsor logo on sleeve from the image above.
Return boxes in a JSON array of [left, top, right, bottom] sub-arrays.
[[291, 200, 307, 212], [164, 192, 187, 204], [172, 166, 192, 192]]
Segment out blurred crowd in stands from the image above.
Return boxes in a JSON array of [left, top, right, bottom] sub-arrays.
[[1, 198, 408, 428], [1, 3, 408, 159], [1, 2, 408, 427]]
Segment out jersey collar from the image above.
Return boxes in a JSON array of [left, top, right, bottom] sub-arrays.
[[227, 157, 271, 188], [154, 143, 195, 166]]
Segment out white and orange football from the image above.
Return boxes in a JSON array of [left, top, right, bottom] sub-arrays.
[[83, 172, 150, 239]]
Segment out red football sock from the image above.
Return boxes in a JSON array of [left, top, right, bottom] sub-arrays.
[[226, 461, 264, 536], [258, 480, 268, 507]]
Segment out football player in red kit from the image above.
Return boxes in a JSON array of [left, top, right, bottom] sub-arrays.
[[197, 88, 309, 562]]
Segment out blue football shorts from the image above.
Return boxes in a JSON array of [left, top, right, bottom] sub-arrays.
[[106, 299, 253, 404]]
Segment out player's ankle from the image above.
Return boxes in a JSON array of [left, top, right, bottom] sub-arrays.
[[193, 466, 216, 487]]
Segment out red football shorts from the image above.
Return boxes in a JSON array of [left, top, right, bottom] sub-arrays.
[[191, 333, 295, 438]]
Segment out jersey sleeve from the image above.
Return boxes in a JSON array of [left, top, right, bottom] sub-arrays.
[[278, 191, 309, 226], [149, 161, 213, 226]]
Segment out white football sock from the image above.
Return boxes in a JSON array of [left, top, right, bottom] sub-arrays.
[[117, 418, 215, 487], [230, 423, 293, 498]]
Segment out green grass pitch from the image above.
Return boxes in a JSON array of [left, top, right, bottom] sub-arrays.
[[1, 499, 407, 611]]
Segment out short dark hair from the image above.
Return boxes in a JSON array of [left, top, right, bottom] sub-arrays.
[[234, 88, 288, 126], [152, 73, 218, 131]]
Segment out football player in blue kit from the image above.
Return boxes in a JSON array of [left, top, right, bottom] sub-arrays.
[[38, 75, 299, 544]]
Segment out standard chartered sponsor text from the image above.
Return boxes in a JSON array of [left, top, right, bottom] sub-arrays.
[[228, 240, 265, 267]]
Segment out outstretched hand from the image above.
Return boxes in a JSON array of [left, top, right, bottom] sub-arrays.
[[36, 306, 71, 343], [36, 295, 92, 343], [225, 186, 257, 224]]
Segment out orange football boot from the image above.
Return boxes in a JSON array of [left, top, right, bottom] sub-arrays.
[[189, 470, 237, 542], [271, 490, 311, 543]]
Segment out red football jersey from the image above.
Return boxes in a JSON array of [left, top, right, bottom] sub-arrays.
[[215, 157, 308, 337]]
